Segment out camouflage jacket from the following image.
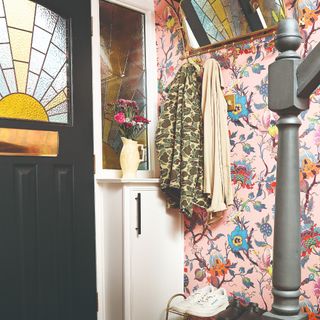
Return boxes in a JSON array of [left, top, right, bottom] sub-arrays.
[[155, 63, 210, 216]]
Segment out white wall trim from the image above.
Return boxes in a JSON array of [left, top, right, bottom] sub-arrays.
[[102, 0, 154, 12], [94, 184, 106, 320], [92, 0, 103, 176], [91, 1, 106, 319]]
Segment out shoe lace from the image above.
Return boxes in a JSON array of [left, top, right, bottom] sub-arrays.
[[196, 293, 218, 305], [188, 291, 204, 302]]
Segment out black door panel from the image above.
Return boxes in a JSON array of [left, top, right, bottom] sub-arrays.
[[0, 0, 96, 319]]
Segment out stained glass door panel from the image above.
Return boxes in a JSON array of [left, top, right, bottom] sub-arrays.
[[0, 0, 69, 124]]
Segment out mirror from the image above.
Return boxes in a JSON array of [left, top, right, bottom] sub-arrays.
[[180, 0, 286, 51]]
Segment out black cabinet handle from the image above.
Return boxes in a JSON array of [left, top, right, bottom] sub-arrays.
[[135, 193, 141, 235]]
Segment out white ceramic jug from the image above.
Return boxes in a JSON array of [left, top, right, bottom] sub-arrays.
[[120, 137, 145, 178]]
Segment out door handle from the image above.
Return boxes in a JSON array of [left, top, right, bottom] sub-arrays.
[[135, 193, 141, 235]]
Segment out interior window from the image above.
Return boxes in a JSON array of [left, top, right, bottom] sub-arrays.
[[100, 0, 148, 170]]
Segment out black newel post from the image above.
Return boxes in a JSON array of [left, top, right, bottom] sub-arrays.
[[262, 19, 309, 320]]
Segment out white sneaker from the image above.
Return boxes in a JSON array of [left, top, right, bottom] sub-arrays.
[[171, 286, 216, 314], [186, 288, 229, 317]]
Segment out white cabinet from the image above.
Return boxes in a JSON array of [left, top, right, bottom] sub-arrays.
[[96, 182, 184, 320]]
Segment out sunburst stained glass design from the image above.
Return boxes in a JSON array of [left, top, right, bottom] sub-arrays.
[[100, 1, 148, 170], [0, 0, 69, 124], [189, 0, 285, 44]]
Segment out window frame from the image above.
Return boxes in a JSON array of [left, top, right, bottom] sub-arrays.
[[92, 0, 158, 180]]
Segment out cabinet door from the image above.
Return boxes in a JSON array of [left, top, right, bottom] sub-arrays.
[[124, 187, 184, 320]]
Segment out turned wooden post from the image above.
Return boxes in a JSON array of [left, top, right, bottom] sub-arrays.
[[262, 19, 308, 320]]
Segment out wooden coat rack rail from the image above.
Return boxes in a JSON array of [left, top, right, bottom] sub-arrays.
[[180, 28, 276, 59]]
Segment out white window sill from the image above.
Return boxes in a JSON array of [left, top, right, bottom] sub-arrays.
[[95, 177, 160, 184]]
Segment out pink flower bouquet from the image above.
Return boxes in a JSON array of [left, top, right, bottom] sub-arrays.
[[113, 99, 150, 140]]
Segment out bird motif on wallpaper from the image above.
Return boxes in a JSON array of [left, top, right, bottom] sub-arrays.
[[257, 248, 273, 276]]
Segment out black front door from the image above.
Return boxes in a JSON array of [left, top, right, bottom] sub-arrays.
[[0, 0, 96, 319]]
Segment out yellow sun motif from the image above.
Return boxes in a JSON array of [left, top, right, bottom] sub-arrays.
[[0, 0, 69, 124], [0, 93, 48, 121]]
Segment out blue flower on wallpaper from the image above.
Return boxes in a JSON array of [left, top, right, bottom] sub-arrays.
[[184, 274, 189, 288], [228, 226, 249, 252], [231, 160, 255, 189], [255, 77, 268, 98], [231, 291, 251, 305], [242, 276, 255, 288], [228, 95, 249, 121], [252, 63, 265, 74], [259, 83, 268, 96], [243, 143, 254, 155]]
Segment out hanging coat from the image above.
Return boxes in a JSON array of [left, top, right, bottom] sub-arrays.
[[155, 63, 210, 217], [201, 59, 233, 212]]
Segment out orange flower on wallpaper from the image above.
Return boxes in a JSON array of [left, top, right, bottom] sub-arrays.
[[208, 258, 232, 277], [299, 7, 319, 28], [301, 306, 320, 320], [300, 158, 320, 180], [301, 225, 320, 257]]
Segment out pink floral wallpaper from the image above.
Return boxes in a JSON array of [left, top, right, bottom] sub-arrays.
[[154, 0, 320, 318]]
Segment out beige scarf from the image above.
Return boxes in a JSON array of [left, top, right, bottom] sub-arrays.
[[201, 59, 233, 212]]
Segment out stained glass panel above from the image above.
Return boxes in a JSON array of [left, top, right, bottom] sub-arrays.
[[0, 0, 70, 124], [185, 0, 285, 47]]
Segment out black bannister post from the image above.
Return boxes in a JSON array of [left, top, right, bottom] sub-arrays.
[[261, 19, 309, 320]]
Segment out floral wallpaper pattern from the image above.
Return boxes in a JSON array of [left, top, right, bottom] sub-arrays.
[[154, 0, 320, 318]]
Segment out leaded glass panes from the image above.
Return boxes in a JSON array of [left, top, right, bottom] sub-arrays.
[[33, 27, 52, 54], [0, 44, 13, 69], [185, 0, 285, 47], [52, 17, 67, 53], [0, 0, 70, 124], [100, 1, 148, 170], [0, 1, 4, 17], [0, 69, 9, 96], [3, 69, 16, 92]]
